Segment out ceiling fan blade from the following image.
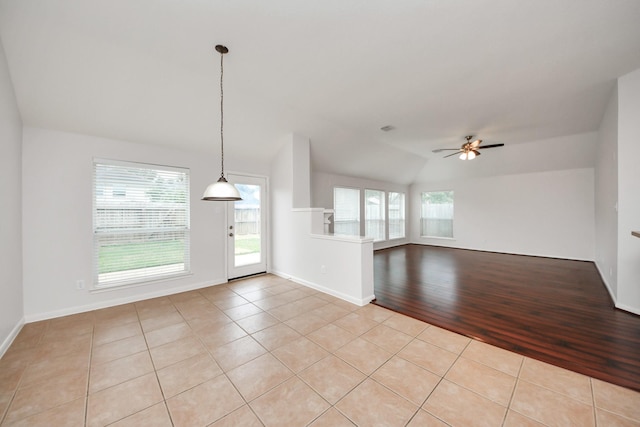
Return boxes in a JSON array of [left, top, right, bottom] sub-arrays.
[[477, 143, 505, 149], [470, 139, 482, 148], [472, 150, 481, 156], [432, 148, 461, 153], [443, 151, 462, 158]]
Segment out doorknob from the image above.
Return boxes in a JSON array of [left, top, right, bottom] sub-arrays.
[[229, 232, 234, 237]]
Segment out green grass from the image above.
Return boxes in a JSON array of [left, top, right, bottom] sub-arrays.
[[100, 236, 261, 274], [99, 240, 184, 274], [235, 235, 261, 255]]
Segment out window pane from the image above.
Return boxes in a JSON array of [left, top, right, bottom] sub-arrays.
[[93, 160, 190, 288], [388, 192, 405, 239], [334, 187, 360, 236], [365, 189, 385, 241], [421, 191, 454, 238], [233, 184, 261, 267]]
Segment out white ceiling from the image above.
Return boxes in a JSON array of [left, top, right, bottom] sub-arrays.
[[1, 0, 639, 184]]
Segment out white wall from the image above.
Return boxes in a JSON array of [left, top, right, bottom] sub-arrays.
[[271, 137, 374, 305], [292, 135, 311, 209], [270, 135, 295, 276], [410, 168, 595, 261], [617, 68, 640, 314], [21, 127, 269, 320], [0, 38, 24, 355], [594, 86, 619, 300], [312, 171, 410, 250], [287, 210, 374, 305]]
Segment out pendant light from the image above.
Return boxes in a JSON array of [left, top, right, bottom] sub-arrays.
[[202, 45, 242, 201]]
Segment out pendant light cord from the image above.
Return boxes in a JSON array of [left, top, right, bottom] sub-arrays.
[[219, 50, 225, 179]]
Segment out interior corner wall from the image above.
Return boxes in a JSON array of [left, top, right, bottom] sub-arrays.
[[0, 38, 24, 353], [291, 134, 311, 209], [311, 171, 411, 249], [410, 168, 595, 261], [617, 68, 640, 314], [270, 137, 294, 276], [271, 138, 375, 305], [21, 127, 236, 320], [594, 86, 619, 300]]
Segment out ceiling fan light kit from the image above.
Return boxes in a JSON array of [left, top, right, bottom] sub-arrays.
[[202, 44, 242, 201], [459, 150, 476, 160], [433, 135, 504, 160]]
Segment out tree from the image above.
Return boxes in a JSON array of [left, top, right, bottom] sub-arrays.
[[423, 191, 453, 204]]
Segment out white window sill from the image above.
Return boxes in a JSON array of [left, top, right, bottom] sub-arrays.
[[420, 236, 456, 241], [91, 271, 192, 293]]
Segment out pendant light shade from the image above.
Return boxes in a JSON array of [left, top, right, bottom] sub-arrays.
[[202, 44, 242, 201], [202, 176, 241, 201]]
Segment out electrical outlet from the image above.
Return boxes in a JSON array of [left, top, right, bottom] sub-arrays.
[[76, 280, 85, 290], [609, 267, 613, 277], [320, 265, 326, 274]]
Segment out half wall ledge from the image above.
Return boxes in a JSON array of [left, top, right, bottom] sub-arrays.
[[280, 208, 375, 306]]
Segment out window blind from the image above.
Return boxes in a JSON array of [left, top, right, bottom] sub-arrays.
[[421, 191, 454, 238], [365, 189, 385, 241], [333, 187, 360, 236], [93, 159, 190, 288], [388, 192, 405, 239]]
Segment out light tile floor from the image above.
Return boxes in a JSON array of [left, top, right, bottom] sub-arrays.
[[1, 274, 639, 426]]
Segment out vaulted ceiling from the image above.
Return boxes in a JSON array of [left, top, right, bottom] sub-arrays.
[[1, 0, 639, 184]]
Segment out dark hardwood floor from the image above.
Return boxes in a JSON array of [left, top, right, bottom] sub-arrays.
[[373, 244, 640, 392]]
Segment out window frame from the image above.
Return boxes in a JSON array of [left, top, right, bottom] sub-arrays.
[[333, 186, 361, 237], [420, 190, 455, 239], [388, 191, 406, 240], [92, 158, 191, 290], [364, 188, 386, 242]]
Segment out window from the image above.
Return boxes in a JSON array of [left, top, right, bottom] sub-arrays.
[[364, 189, 385, 241], [421, 191, 454, 238], [333, 187, 360, 236], [388, 192, 405, 239], [93, 159, 190, 288], [333, 186, 406, 242]]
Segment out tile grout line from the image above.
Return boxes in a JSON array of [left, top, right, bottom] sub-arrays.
[[6, 277, 636, 426], [136, 300, 176, 427], [222, 281, 317, 426], [190, 285, 268, 426], [4, 300, 465, 425], [229, 296, 371, 426], [1, 319, 76, 426], [415, 335, 473, 426], [342, 307, 418, 424], [84, 322, 96, 427], [500, 352, 525, 427], [590, 378, 597, 427], [299, 308, 425, 426]]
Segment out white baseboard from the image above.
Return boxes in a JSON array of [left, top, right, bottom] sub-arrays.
[[24, 278, 228, 323], [1, 317, 25, 358], [409, 241, 594, 262], [270, 270, 374, 307], [373, 239, 409, 251], [615, 303, 640, 316], [574, 262, 640, 315], [595, 262, 618, 306]]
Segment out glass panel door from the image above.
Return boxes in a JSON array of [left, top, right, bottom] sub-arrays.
[[227, 174, 267, 279]]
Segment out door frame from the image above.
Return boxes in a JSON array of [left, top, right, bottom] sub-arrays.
[[225, 172, 269, 280]]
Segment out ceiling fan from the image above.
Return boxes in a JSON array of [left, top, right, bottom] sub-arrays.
[[432, 136, 505, 160]]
